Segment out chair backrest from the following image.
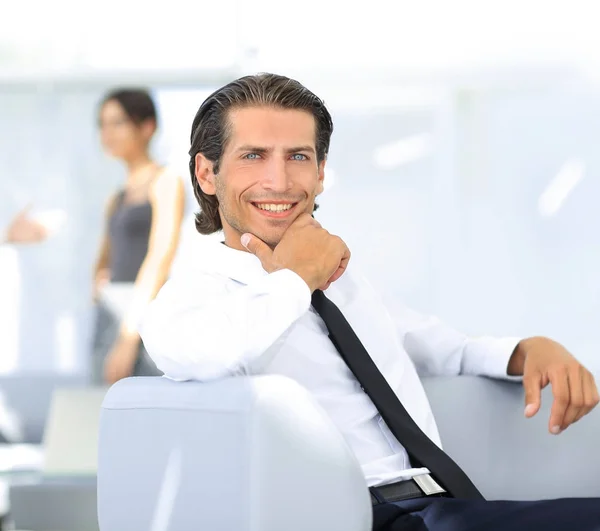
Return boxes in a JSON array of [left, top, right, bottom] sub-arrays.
[[97, 376, 372, 531], [422, 376, 600, 500]]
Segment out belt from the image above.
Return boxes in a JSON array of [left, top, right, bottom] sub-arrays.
[[370, 473, 447, 505]]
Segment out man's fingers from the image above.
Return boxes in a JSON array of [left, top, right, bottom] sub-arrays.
[[327, 267, 345, 285], [241, 233, 274, 266], [319, 280, 332, 291], [549, 370, 571, 434], [291, 213, 321, 229], [523, 372, 543, 418], [572, 369, 587, 424], [574, 371, 600, 423], [561, 370, 584, 430], [327, 245, 351, 285], [590, 372, 600, 407]]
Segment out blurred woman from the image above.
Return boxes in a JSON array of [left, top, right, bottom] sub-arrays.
[[92, 88, 185, 385]]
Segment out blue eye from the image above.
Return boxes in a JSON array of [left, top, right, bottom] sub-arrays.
[[244, 153, 261, 160], [291, 154, 307, 161]]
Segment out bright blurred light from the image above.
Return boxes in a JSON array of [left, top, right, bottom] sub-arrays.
[[373, 134, 433, 170], [2, 0, 600, 77], [32, 208, 67, 237], [0, 0, 238, 72], [243, 0, 600, 75], [55, 313, 76, 373], [538, 158, 585, 217], [150, 447, 182, 531]]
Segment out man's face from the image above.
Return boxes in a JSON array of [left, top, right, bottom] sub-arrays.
[[195, 106, 325, 249]]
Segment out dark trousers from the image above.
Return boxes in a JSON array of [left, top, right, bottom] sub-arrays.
[[372, 496, 600, 530]]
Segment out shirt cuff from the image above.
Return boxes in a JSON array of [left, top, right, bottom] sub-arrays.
[[462, 336, 523, 381], [270, 268, 312, 309]]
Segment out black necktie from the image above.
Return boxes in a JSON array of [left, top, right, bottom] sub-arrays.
[[311, 289, 483, 500]]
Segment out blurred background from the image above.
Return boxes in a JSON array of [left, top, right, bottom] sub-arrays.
[[1, 0, 600, 526]]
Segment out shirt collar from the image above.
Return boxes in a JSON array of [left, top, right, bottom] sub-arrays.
[[197, 235, 269, 286]]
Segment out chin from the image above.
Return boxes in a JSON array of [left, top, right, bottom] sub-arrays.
[[258, 229, 286, 249], [103, 147, 123, 159]]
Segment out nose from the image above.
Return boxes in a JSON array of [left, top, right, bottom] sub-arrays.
[[262, 158, 291, 193]]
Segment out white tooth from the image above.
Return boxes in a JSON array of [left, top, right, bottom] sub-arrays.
[[256, 203, 292, 211]]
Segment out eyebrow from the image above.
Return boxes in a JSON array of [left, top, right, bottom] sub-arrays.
[[235, 145, 316, 154]]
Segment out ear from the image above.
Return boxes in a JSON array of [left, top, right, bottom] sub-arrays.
[[195, 153, 216, 195], [140, 119, 157, 142], [315, 159, 326, 196]]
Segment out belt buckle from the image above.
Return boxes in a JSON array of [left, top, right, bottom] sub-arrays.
[[412, 473, 446, 496]]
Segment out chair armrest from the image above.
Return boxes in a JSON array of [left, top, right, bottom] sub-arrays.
[[97, 375, 372, 531], [423, 376, 600, 500]]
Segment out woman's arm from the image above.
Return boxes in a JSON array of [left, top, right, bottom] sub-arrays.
[[93, 193, 119, 300], [118, 169, 186, 343]]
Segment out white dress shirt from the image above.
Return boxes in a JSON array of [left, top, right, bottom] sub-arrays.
[[140, 238, 521, 487]]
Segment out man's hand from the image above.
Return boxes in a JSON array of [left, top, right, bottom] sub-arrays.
[[513, 337, 599, 434], [5, 206, 48, 244], [240, 213, 351, 292]]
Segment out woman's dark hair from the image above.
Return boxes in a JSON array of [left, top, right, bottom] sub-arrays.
[[100, 88, 157, 126], [188, 73, 334, 234]]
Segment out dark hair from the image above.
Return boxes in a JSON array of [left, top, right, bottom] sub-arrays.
[[188, 73, 334, 235], [100, 88, 157, 126]]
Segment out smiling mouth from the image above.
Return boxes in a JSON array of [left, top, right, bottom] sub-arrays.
[[252, 202, 297, 213], [252, 202, 298, 218]]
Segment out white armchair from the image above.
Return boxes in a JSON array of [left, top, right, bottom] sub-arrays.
[[97, 374, 600, 530], [97, 375, 372, 531]]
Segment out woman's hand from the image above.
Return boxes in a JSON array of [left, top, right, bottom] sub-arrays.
[[103, 335, 139, 384], [5, 206, 48, 244], [93, 269, 110, 302]]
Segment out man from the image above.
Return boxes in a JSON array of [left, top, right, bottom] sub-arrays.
[[140, 73, 600, 530], [1, 206, 48, 245]]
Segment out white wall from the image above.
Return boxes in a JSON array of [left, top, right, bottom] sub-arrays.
[[316, 82, 600, 375]]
